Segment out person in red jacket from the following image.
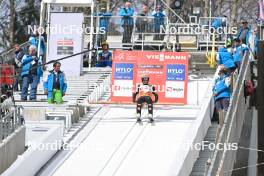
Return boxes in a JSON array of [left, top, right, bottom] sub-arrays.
[[133, 75, 158, 122]]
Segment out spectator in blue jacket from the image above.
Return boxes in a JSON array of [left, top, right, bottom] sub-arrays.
[[211, 16, 227, 41], [152, 5, 166, 40], [97, 8, 112, 46], [213, 67, 231, 112], [211, 18, 222, 29], [232, 38, 249, 73], [96, 42, 112, 67], [246, 26, 259, 61], [236, 19, 250, 44], [43, 62, 67, 104], [21, 45, 40, 101], [28, 31, 46, 60], [119, 1, 134, 44], [217, 47, 236, 73]]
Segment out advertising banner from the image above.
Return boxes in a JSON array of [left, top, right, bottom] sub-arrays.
[[111, 51, 189, 104], [48, 13, 83, 76]]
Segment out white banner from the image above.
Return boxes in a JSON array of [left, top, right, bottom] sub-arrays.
[[48, 13, 84, 76], [165, 81, 185, 98]]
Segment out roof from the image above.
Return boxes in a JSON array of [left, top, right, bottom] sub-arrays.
[[42, 0, 93, 6]]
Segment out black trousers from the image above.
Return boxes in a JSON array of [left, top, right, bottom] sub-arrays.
[[122, 24, 133, 43], [136, 96, 153, 115]]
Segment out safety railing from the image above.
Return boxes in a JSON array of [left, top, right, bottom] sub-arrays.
[[0, 107, 24, 143], [82, 15, 231, 51], [207, 51, 250, 175], [87, 72, 111, 103], [83, 15, 169, 48]]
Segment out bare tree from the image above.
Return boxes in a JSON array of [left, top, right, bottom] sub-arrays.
[[230, 0, 238, 26], [0, 0, 41, 52], [9, 0, 15, 46]]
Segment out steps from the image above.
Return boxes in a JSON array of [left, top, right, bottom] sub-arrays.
[[14, 68, 112, 131], [189, 52, 216, 74], [190, 122, 219, 176], [13, 69, 111, 103]]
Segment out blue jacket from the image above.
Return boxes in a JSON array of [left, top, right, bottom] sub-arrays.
[[213, 74, 231, 100], [236, 27, 250, 43], [119, 7, 134, 26], [233, 45, 248, 62], [218, 48, 235, 69], [246, 31, 258, 54], [152, 11, 166, 29], [98, 51, 112, 61], [28, 36, 38, 47], [43, 71, 67, 99], [98, 12, 112, 31], [29, 36, 46, 55], [211, 18, 222, 29], [21, 55, 39, 76]]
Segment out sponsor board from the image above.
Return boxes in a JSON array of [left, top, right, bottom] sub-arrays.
[[111, 51, 188, 104]]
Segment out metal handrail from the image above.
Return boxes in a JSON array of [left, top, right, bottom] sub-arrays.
[[0, 108, 23, 143]]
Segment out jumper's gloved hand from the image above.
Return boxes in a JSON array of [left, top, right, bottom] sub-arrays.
[[132, 93, 136, 102], [154, 93, 158, 103]]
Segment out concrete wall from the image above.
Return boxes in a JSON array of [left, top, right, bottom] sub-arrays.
[[23, 108, 46, 121], [2, 121, 64, 176], [167, 80, 214, 176], [0, 126, 26, 174]]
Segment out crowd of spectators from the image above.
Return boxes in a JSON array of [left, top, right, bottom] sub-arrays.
[[213, 19, 259, 118], [9, 31, 67, 104]]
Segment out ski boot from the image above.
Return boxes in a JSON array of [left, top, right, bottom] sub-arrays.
[[136, 113, 142, 123], [147, 114, 154, 123]]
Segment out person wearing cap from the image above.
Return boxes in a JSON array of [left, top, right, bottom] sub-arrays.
[[217, 47, 236, 73], [96, 42, 112, 67], [232, 38, 249, 73], [236, 19, 250, 44], [212, 66, 231, 113], [119, 1, 134, 44], [132, 75, 158, 122]]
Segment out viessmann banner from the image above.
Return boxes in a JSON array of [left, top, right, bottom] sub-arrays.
[[111, 50, 189, 104]]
